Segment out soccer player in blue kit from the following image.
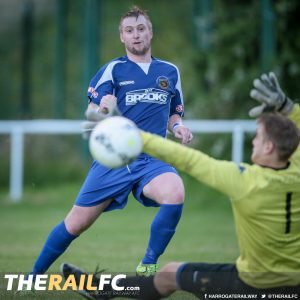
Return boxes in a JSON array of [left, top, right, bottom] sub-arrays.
[[27, 5, 193, 279]]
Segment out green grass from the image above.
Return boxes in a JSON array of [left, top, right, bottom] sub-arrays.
[[0, 176, 238, 299]]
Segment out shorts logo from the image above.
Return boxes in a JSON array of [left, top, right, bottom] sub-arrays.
[[156, 76, 169, 90], [126, 88, 168, 105], [88, 87, 99, 99]]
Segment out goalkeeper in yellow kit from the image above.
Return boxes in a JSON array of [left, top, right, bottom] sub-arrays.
[[62, 72, 300, 299], [136, 73, 300, 298]]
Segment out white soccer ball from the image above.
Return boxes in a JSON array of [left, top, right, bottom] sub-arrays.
[[89, 116, 142, 168]]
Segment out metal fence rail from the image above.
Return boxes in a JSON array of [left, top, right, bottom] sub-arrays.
[[0, 119, 256, 202]]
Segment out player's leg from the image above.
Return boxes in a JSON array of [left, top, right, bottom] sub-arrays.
[[29, 160, 134, 277], [177, 262, 244, 296], [136, 171, 184, 274], [64, 202, 111, 234], [60, 262, 179, 299], [111, 262, 180, 299], [153, 262, 181, 296], [30, 201, 111, 276]]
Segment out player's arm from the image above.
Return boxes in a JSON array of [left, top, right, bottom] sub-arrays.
[[84, 62, 118, 127], [249, 72, 300, 162], [249, 72, 294, 117], [86, 61, 118, 118], [168, 114, 193, 144], [141, 131, 250, 199], [82, 96, 117, 137], [168, 67, 193, 144]]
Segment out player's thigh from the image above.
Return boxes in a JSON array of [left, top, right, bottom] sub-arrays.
[[143, 172, 185, 204]]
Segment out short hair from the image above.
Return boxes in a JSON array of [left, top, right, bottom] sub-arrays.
[[258, 113, 300, 162], [119, 6, 152, 32]]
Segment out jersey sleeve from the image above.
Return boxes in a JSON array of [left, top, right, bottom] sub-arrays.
[[169, 66, 184, 117], [141, 131, 253, 200], [289, 103, 300, 166], [87, 62, 115, 105]]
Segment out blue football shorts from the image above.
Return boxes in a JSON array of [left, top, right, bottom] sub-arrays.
[[75, 154, 178, 211]]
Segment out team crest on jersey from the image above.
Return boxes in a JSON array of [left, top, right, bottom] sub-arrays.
[[156, 76, 169, 90]]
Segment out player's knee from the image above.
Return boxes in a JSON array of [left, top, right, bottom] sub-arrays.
[[154, 262, 181, 295], [65, 219, 91, 235], [172, 190, 185, 203], [160, 262, 181, 273], [163, 188, 185, 204], [64, 212, 95, 235], [167, 177, 185, 203], [64, 203, 107, 235]]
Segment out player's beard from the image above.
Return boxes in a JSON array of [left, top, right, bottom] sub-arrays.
[[126, 42, 151, 56]]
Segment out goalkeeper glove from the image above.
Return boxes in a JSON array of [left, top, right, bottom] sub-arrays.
[[249, 72, 294, 118]]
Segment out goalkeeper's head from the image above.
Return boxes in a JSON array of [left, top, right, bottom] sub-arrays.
[[251, 113, 300, 167]]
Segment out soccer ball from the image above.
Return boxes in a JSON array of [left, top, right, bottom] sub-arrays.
[[89, 116, 142, 168]]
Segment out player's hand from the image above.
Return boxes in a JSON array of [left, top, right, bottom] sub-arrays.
[[173, 125, 193, 144], [99, 95, 117, 115], [83, 103, 106, 138], [249, 72, 294, 117], [85, 102, 107, 122], [81, 121, 98, 139]]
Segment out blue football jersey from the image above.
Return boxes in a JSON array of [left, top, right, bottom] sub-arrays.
[[87, 56, 184, 137]]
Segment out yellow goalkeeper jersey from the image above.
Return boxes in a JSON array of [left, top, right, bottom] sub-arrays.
[[141, 104, 300, 289]]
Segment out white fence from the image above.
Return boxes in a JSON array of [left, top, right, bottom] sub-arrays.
[[0, 119, 256, 202]]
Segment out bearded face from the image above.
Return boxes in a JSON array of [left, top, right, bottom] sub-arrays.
[[120, 15, 153, 57]]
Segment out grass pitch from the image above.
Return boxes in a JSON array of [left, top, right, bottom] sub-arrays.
[[0, 175, 238, 299]]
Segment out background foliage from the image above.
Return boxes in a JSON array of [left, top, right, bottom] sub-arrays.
[[0, 0, 300, 189]]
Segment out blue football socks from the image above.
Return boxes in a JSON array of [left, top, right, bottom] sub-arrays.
[[31, 221, 78, 274], [142, 203, 183, 264]]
